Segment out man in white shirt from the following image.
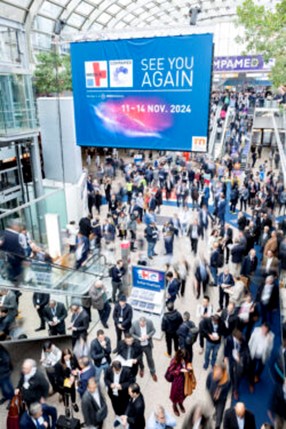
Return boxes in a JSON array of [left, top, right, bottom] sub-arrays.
[[130, 317, 157, 381], [262, 250, 278, 276], [40, 340, 62, 393], [248, 323, 274, 391]]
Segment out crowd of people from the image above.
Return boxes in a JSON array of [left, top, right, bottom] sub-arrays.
[[0, 89, 285, 429]]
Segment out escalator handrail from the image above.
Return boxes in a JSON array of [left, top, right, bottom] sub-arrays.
[[208, 104, 222, 156], [0, 248, 109, 279], [218, 106, 234, 159]]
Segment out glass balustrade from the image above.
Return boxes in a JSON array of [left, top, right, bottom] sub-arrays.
[[0, 250, 109, 296], [0, 250, 111, 343]]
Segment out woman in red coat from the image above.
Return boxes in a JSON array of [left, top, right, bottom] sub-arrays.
[[167, 349, 189, 416]]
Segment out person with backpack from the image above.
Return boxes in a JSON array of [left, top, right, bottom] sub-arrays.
[[176, 312, 198, 363]]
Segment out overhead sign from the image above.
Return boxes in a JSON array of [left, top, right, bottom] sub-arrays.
[[214, 55, 275, 73], [132, 266, 165, 292], [70, 34, 213, 152]]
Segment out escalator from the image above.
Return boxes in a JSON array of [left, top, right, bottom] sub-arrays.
[[0, 249, 112, 346], [213, 106, 235, 160], [0, 249, 110, 298]]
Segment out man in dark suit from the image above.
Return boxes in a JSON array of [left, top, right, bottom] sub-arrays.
[[20, 402, 57, 429], [15, 359, 49, 407], [44, 299, 67, 336], [220, 302, 239, 337], [224, 330, 250, 400], [32, 292, 50, 331], [217, 267, 235, 310], [81, 377, 108, 429], [0, 219, 25, 284], [68, 303, 90, 347], [187, 218, 202, 255], [223, 402, 256, 429], [77, 357, 96, 398], [161, 302, 183, 358], [121, 383, 145, 429], [240, 248, 258, 279], [110, 259, 126, 303], [165, 271, 180, 303], [117, 333, 142, 378], [105, 360, 134, 417], [199, 204, 213, 239], [202, 314, 224, 370], [210, 243, 221, 286], [217, 193, 226, 227], [256, 275, 279, 323], [230, 239, 245, 277], [113, 295, 133, 347], [90, 329, 111, 382]]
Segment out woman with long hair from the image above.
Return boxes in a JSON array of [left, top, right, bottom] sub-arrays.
[[166, 350, 191, 417], [54, 348, 79, 413]]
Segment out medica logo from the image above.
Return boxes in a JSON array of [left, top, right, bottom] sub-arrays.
[[85, 61, 108, 88], [85, 60, 133, 88]]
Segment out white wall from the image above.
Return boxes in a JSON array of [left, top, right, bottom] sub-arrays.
[[38, 96, 83, 184]]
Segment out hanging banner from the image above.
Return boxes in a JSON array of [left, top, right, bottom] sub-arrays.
[[70, 34, 213, 152], [214, 55, 275, 72]]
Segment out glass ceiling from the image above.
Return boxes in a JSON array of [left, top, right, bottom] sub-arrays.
[[0, 0, 278, 35]]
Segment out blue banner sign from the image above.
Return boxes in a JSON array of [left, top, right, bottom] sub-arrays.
[[214, 55, 275, 72], [132, 266, 165, 292], [70, 34, 213, 152]]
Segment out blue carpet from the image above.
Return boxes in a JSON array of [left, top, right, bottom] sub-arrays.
[[233, 309, 281, 428]]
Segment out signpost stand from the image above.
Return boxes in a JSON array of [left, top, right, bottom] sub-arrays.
[[128, 265, 165, 339]]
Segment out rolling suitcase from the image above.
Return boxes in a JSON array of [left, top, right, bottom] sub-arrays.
[[56, 393, 81, 429], [56, 415, 81, 429]]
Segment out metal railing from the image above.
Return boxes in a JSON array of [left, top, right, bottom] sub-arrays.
[[271, 111, 286, 187]]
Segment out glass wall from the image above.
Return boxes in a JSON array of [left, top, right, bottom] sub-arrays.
[[0, 74, 37, 136], [0, 188, 66, 243], [0, 25, 22, 66]]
